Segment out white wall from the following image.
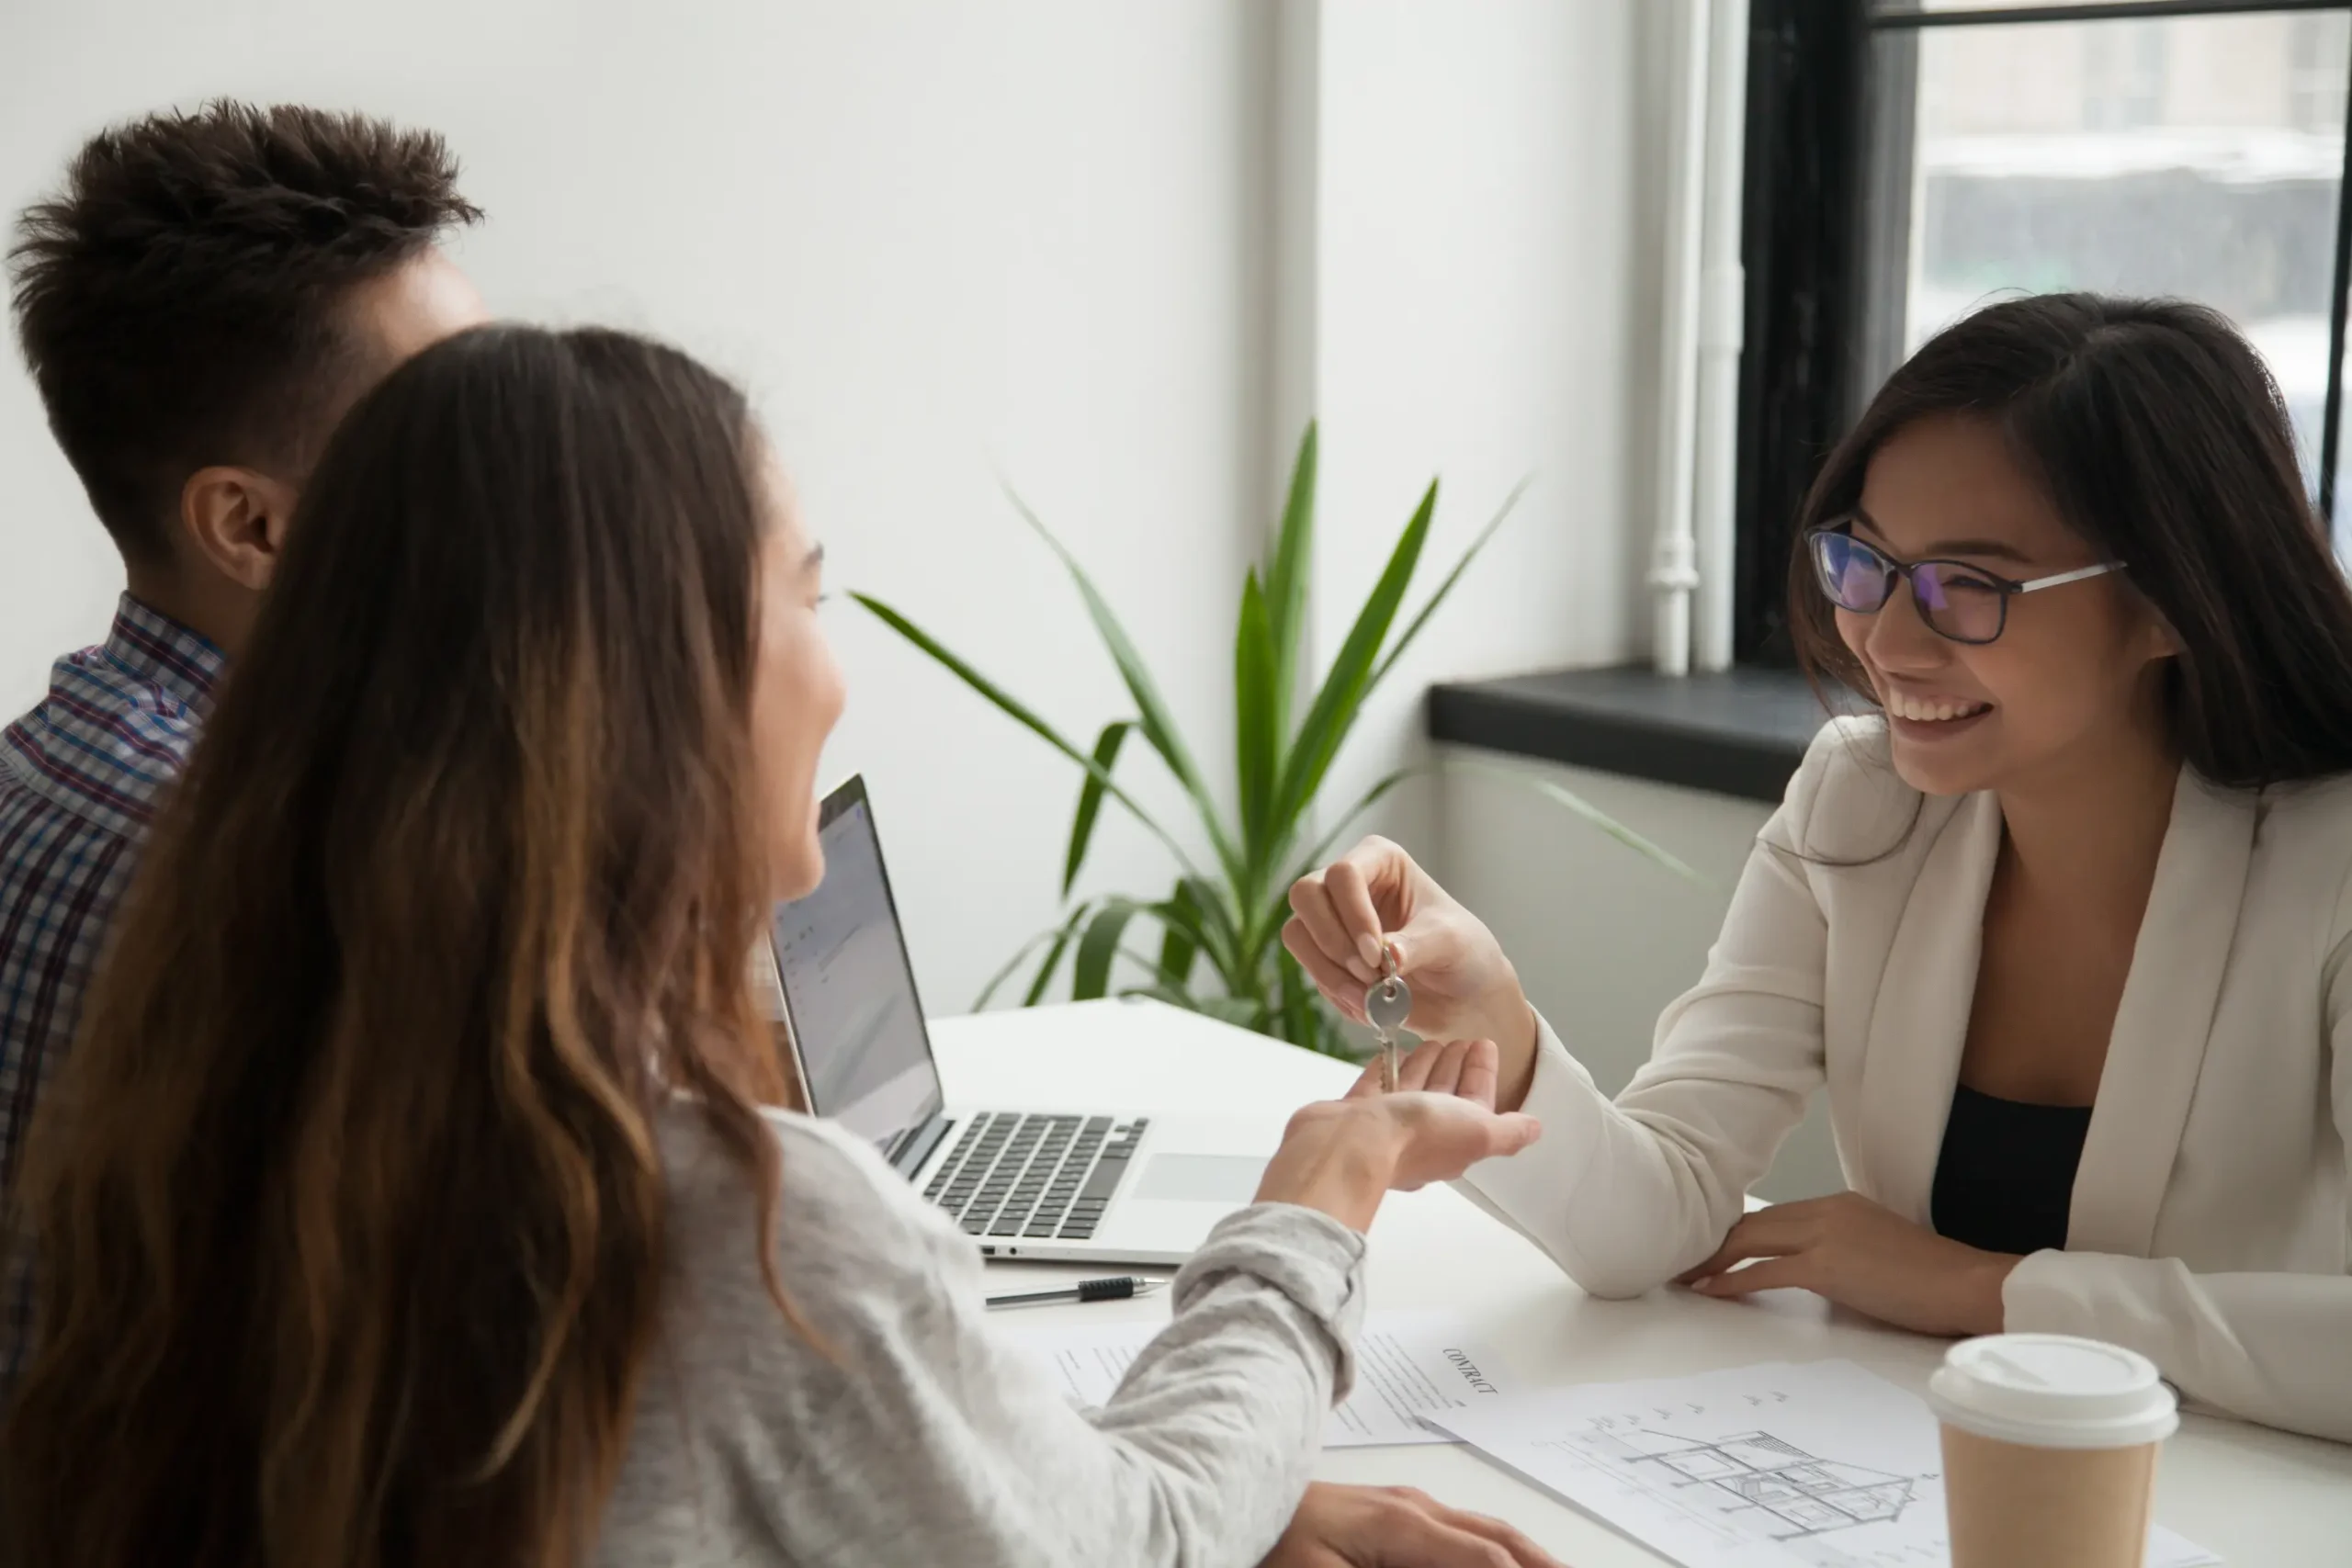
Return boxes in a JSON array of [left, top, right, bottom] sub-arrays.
[[1432, 749, 1842, 1201], [0, 0, 1270, 1015], [0, 1, 1698, 1039], [1277, 0, 1672, 860]]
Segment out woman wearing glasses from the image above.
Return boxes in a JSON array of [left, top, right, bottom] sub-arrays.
[[1285, 293, 2352, 1444]]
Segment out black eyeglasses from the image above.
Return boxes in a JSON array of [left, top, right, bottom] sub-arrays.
[[1807, 526, 2125, 646]]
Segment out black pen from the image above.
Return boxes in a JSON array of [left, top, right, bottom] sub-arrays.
[[986, 1276, 1166, 1310]]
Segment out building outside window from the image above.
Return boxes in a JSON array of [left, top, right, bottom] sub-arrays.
[[1738, 1, 2352, 662]]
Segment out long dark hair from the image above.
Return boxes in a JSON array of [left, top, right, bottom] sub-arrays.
[[1789, 293, 2352, 790], [5, 325, 799, 1568]]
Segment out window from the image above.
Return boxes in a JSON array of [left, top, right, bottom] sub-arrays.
[[1735, 0, 2352, 663]]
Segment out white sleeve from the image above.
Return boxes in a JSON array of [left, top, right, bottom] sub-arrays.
[[1455, 746, 1834, 1298], [1998, 919, 2352, 1444]]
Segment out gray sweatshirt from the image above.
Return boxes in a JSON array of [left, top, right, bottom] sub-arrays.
[[592, 1104, 1367, 1567]]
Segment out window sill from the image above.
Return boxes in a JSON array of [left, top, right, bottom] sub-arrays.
[[1426, 665, 1840, 804]]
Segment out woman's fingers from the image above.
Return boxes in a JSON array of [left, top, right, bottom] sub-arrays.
[[1289, 876, 1379, 984], [1321, 856, 1392, 974], [1395, 1039, 1452, 1092], [1281, 1483, 1565, 1568], [1675, 1208, 1807, 1284], [1283, 918, 1372, 1016], [1454, 1038, 1500, 1111], [1418, 1501, 1565, 1568], [1481, 1111, 1543, 1160], [1372, 1507, 1531, 1568], [1384, 1097, 1542, 1188], [1691, 1254, 1813, 1297], [1344, 1039, 1498, 1104], [1676, 1222, 1766, 1285], [1419, 1038, 1475, 1097]]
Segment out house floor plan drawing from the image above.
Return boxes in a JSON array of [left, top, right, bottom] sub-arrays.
[[1594, 1426, 1920, 1539], [1425, 1359, 2220, 1568]]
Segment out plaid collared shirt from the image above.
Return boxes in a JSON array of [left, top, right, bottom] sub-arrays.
[[0, 593, 223, 1396]]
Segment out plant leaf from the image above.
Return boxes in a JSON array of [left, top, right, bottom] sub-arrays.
[[1062, 720, 1133, 897], [997, 484, 1239, 878], [1022, 904, 1092, 1008], [1118, 983, 1261, 1035], [1266, 480, 1438, 840], [1123, 980, 1261, 1032], [1250, 765, 1423, 957], [1450, 758, 1713, 886], [1072, 899, 1148, 1001], [973, 919, 1075, 1011], [1264, 423, 1317, 739], [1119, 982, 1202, 1012], [1193, 994, 1264, 1031], [1235, 570, 1279, 861], [852, 592, 1202, 880], [1286, 767, 1419, 885], [1157, 879, 1201, 990], [1172, 874, 1243, 982], [1369, 473, 1532, 689], [1278, 948, 1322, 1053]]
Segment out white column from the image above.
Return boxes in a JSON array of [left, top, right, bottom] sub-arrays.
[[1650, 0, 1713, 677], [1694, 0, 1749, 673]]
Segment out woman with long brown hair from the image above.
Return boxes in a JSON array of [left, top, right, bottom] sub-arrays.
[[1, 324, 1547, 1567]]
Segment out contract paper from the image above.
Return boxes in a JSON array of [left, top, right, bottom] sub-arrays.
[[1423, 1359, 2219, 1568], [998, 1308, 1520, 1448]]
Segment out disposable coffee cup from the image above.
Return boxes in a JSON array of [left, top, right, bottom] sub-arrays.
[[1928, 1334, 2178, 1568]]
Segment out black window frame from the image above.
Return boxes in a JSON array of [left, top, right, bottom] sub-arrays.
[[1733, 0, 2352, 665]]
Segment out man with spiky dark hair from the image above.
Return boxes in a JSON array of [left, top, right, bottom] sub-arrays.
[[0, 102, 488, 1390]]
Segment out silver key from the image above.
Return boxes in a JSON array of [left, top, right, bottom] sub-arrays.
[[1363, 945, 1412, 1093]]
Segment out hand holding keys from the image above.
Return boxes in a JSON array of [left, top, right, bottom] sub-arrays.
[[1363, 943, 1413, 1093]]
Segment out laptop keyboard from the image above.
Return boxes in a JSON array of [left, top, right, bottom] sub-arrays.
[[922, 1112, 1148, 1242]]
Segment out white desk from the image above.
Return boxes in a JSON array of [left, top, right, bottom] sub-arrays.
[[934, 998, 2352, 1567]]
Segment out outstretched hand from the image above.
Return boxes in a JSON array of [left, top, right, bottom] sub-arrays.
[[1260, 1075, 1540, 1228], [1344, 1037, 1504, 1110]]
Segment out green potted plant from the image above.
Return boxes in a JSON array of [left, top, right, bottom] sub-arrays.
[[856, 423, 1696, 1057]]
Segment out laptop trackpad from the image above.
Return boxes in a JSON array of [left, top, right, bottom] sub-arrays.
[[1132, 1154, 1268, 1204]]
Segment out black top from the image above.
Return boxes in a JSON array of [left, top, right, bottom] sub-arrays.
[[1929, 1084, 2094, 1258]]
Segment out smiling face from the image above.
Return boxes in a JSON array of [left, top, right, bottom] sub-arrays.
[[1836, 412, 2177, 798]]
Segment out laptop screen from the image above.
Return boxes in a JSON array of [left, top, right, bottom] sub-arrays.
[[770, 780, 945, 1154]]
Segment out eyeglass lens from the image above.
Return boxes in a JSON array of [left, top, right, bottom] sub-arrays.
[[1811, 531, 2006, 644]]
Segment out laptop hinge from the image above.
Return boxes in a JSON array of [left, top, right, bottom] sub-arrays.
[[889, 1111, 954, 1179]]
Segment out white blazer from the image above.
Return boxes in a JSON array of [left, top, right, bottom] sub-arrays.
[[1461, 716, 2352, 1442]]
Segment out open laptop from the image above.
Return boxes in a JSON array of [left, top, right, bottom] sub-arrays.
[[769, 775, 1278, 1265]]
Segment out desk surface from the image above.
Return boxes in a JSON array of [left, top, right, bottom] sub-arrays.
[[933, 998, 2352, 1567]]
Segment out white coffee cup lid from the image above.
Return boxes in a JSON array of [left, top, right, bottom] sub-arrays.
[[1928, 1334, 2179, 1450]]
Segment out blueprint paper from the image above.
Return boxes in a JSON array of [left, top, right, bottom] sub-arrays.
[[1423, 1359, 2218, 1568], [999, 1309, 1521, 1448]]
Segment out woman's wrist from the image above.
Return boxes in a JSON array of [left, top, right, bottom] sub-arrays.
[[1254, 1101, 1403, 1234], [1472, 978, 1540, 1112], [1960, 1251, 2020, 1337]]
